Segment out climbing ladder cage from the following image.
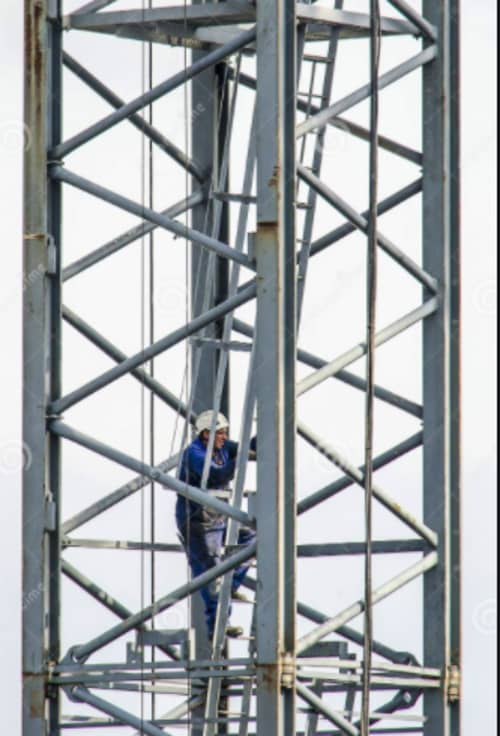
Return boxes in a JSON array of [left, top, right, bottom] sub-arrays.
[[23, 1, 460, 735]]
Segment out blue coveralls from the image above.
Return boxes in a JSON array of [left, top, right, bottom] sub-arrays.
[[176, 436, 256, 637]]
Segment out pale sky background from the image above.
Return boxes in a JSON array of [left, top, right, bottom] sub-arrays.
[[0, 1, 496, 734]]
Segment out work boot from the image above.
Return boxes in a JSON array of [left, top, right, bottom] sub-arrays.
[[225, 625, 244, 639], [208, 625, 244, 644], [231, 589, 251, 603]]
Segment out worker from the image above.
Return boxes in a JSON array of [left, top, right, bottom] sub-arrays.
[[176, 410, 257, 642]]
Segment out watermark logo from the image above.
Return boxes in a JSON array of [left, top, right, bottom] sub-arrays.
[[155, 606, 186, 631], [313, 118, 352, 159], [154, 279, 188, 319], [311, 436, 357, 479], [472, 598, 496, 636], [0, 121, 32, 155], [0, 441, 32, 475], [473, 279, 495, 316], [22, 582, 44, 611]]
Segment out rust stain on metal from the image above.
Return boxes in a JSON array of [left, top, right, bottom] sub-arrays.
[[268, 165, 280, 189], [260, 663, 280, 691], [25, 2, 45, 124], [23, 674, 45, 717], [258, 222, 278, 233]]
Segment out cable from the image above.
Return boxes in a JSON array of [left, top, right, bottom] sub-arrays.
[[182, 0, 192, 729], [362, 3, 381, 736], [147, 0, 156, 724], [139, 1, 147, 730]]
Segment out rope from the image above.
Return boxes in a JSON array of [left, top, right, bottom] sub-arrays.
[[146, 0, 156, 723], [182, 0, 192, 727], [362, 3, 381, 735], [139, 0, 147, 729]]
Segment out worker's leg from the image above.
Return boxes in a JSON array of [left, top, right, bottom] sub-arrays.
[[180, 520, 225, 637], [231, 525, 256, 592]]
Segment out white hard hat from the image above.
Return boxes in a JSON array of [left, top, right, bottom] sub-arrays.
[[195, 410, 229, 435]]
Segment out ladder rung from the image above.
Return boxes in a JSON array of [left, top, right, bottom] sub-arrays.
[[298, 92, 328, 100], [303, 54, 335, 63]]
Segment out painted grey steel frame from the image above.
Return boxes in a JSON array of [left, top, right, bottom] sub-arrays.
[[22, 1, 460, 735]]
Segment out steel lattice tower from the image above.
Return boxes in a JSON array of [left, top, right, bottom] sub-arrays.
[[23, 1, 460, 735]]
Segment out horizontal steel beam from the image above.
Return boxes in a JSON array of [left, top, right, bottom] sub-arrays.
[[66, 3, 419, 37], [298, 540, 427, 556], [63, 538, 184, 552], [55, 656, 253, 674]]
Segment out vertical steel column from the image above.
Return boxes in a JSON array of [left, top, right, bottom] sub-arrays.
[[255, 0, 296, 731], [448, 8, 462, 735], [23, 2, 50, 734], [47, 3, 63, 734], [422, 2, 460, 734], [190, 32, 230, 736]]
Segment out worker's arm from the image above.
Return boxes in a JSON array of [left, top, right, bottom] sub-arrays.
[[186, 442, 236, 487], [225, 437, 257, 461]]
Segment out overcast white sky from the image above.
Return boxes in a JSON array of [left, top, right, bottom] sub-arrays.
[[0, 1, 496, 734]]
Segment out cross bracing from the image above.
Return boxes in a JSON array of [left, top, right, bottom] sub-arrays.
[[23, 1, 460, 735]]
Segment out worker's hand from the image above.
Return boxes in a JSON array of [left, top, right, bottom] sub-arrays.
[[248, 450, 257, 461]]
